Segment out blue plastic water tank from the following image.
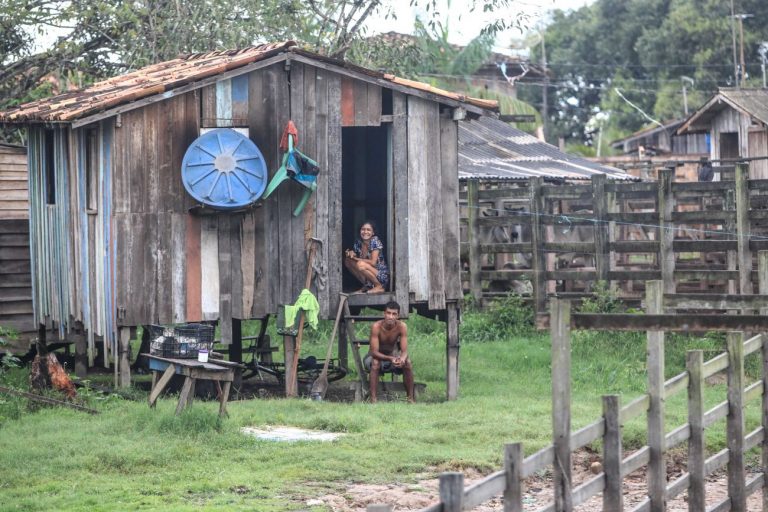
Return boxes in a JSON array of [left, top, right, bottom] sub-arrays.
[[181, 128, 268, 210]]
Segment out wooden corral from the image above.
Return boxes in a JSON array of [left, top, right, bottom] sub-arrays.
[[0, 143, 33, 334], [460, 163, 768, 317], [0, 42, 500, 399], [417, 280, 768, 511]]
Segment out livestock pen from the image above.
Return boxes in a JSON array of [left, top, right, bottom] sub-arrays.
[[460, 163, 768, 319]]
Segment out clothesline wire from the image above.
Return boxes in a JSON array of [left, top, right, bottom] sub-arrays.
[[463, 203, 768, 242]]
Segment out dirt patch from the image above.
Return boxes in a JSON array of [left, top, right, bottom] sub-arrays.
[[304, 450, 763, 511]]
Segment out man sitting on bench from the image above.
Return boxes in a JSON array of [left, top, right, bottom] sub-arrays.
[[364, 301, 415, 403]]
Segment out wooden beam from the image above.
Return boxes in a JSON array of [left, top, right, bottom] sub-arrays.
[[572, 314, 768, 331]]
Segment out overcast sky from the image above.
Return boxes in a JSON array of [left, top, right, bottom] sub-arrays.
[[365, 0, 594, 50]]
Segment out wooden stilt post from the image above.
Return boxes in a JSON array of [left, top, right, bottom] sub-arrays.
[[446, 302, 460, 401], [36, 322, 47, 358], [74, 321, 87, 378], [283, 334, 296, 397], [231, 318, 243, 393], [118, 327, 131, 388]]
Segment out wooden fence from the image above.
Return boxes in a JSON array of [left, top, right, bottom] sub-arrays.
[[416, 280, 768, 511], [460, 163, 768, 316]]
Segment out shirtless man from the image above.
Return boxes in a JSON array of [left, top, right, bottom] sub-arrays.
[[364, 301, 414, 403]]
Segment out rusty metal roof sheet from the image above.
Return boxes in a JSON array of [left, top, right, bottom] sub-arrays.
[[460, 117, 633, 181], [0, 42, 498, 124]]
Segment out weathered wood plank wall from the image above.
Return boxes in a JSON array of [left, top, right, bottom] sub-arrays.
[[0, 144, 33, 333], [28, 59, 465, 349], [0, 145, 29, 219]]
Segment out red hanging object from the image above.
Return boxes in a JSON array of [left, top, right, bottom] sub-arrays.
[[279, 120, 299, 153]]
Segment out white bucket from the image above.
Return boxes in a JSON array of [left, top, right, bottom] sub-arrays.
[[197, 349, 209, 363]]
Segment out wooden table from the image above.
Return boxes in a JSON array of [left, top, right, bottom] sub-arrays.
[[147, 355, 239, 416]]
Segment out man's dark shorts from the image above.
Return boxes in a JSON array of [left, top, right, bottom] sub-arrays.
[[364, 353, 405, 374]]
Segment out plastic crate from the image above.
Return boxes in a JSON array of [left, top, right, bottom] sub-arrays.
[[148, 323, 215, 359]]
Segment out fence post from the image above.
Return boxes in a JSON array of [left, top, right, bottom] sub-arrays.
[[550, 298, 572, 511], [467, 179, 482, 303], [725, 185, 737, 295], [504, 443, 523, 512], [734, 163, 753, 297], [686, 350, 705, 512], [657, 168, 675, 294], [439, 472, 464, 512], [762, 327, 768, 512], [530, 177, 547, 318], [758, 251, 768, 314], [592, 175, 609, 283], [602, 394, 623, 511], [727, 331, 746, 512], [646, 280, 666, 512]]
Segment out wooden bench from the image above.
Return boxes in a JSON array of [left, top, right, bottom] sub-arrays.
[[147, 355, 241, 416]]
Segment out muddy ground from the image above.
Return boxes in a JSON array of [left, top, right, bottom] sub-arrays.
[[300, 449, 763, 511]]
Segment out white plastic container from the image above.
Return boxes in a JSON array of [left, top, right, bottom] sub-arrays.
[[197, 349, 209, 363]]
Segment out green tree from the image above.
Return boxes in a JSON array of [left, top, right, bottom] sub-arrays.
[[519, 0, 768, 146]]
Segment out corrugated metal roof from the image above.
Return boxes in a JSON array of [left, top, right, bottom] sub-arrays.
[[459, 117, 632, 181], [0, 42, 498, 124], [678, 88, 768, 134], [610, 119, 684, 148]]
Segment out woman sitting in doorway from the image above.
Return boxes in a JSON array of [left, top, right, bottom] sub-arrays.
[[344, 220, 389, 294]]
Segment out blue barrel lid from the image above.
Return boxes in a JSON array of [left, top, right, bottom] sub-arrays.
[[181, 128, 268, 210]]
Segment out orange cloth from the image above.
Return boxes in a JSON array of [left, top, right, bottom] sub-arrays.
[[279, 120, 298, 153]]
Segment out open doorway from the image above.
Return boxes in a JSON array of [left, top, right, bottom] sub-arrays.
[[341, 125, 392, 292]]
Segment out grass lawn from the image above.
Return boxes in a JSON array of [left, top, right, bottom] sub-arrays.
[[0, 298, 761, 511]]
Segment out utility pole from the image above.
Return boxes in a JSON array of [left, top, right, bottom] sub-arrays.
[[759, 42, 768, 88], [733, 13, 753, 87], [681, 76, 694, 115], [540, 31, 548, 143], [730, 0, 738, 86]]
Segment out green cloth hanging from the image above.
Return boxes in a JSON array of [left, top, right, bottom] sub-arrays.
[[284, 289, 320, 330]]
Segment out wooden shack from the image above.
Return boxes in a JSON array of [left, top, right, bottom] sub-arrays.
[[678, 88, 768, 178], [0, 42, 498, 399], [0, 143, 33, 334]]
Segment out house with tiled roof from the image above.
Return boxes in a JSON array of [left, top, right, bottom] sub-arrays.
[[0, 41, 499, 398]]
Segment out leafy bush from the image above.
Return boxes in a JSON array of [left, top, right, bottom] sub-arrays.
[[461, 293, 534, 343], [578, 281, 623, 313], [0, 326, 20, 375]]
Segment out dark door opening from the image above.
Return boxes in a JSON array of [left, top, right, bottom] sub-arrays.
[[341, 125, 392, 292], [720, 132, 739, 160]]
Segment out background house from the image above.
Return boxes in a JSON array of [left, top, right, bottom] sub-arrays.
[[678, 88, 768, 179]]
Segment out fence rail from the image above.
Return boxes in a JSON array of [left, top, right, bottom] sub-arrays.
[[407, 281, 768, 511], [460, 164, 768, 315]]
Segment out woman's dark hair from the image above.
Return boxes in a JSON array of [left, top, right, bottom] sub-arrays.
[[359, 219, 378, 235]]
